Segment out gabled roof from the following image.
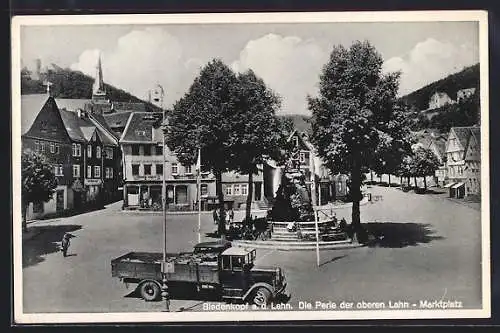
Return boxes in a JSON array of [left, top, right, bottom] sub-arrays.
[[21, 94, 51, 135], [469, 126, 480, 147], [58, 109, 88, 142], [80, 126, 96, 141], [23, 96, 74, 144], [103, 111, 133, 129], [90, 112, 119, 143], [451, 127, 475, 151], [120, 112, 162, 143]]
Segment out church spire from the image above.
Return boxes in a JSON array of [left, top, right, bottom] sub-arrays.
[[92, 51, 106, 101]]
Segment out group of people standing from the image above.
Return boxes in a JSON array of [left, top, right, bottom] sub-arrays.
[[213, 207, 235, 227]]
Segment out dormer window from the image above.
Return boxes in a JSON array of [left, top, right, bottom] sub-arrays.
[[135, 130, 146, 137]]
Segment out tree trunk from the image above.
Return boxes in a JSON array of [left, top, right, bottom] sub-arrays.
[[370, 171, 373, 182], [423, 176, 427, 191], [351, 157, 362, 242], [22, 201, 28, 233], [379, 174, 382, 183], [388, 174, 391, 187], [245, 171, 254, 222], [407, 176, 410, 187], [400, 176, 403, 187], [414, 176, 418, 188], [215, 170, 226, 239]]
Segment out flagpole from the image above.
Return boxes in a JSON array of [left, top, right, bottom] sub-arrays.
[[197, 148, 202, 243]]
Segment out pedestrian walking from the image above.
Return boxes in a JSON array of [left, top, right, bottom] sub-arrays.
[[213, 207, 219, 225], [60, 233, 74, 257]]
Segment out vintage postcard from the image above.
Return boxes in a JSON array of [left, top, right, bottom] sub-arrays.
[[12, 11, 490, 323]]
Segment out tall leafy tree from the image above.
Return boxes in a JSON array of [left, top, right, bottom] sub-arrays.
[[22, 150, 58, 232], [412, 147, 440, 191], [309, 41, 411, 239], [232, 69, 286, 222], [166, 59, 240, 238]]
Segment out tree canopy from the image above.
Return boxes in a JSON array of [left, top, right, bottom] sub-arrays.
[[21, 150, 58, 231], [231, 69, 287, 220], [309, 40, 412, 236], [166, 59, 243, 237]]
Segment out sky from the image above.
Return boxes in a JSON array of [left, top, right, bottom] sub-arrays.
[[20, 21, 479, 115]]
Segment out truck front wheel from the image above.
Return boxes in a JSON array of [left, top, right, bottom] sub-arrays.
[[139, 281, 161, 301], [252, 287, 271, 306]]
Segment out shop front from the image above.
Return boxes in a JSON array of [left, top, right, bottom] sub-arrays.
[[123, 178, 214, 211]]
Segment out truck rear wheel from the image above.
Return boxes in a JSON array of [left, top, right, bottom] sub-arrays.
[[252, 287, 271, 306], [139, 281, 161, 301]]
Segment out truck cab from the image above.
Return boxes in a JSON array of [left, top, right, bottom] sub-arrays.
[[218, 247, 286, 306]]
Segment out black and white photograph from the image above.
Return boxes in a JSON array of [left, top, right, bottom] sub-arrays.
[[11, 11, 490, 323]]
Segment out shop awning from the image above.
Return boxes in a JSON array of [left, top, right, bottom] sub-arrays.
[[452, 182, 465, 189], [443, 183, 455, 188]]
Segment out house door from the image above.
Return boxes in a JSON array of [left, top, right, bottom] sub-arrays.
[[56, 190, 64, 211], [176, 185, 188, 204]]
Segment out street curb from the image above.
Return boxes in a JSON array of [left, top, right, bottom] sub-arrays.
[[119, 210, 214, 216], [232, 239, 364, 251]]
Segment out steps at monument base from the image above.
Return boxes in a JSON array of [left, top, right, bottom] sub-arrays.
[[232, 239, 361, 251]]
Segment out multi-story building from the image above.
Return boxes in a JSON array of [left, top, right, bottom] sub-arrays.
[[120, 112, 217, 210], [222, 170, 265, 210], [21, 95, 120, 219], [428, 92, 455, 110], [263, 130, 346, 206], [444, 126, 481, 198]]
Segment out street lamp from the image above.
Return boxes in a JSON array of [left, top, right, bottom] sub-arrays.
[[156, 84, 170, 312]]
